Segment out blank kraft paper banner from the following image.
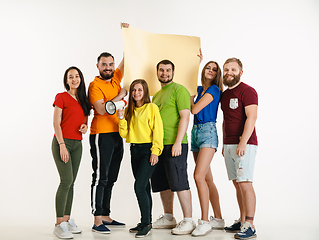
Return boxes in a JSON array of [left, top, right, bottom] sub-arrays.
[[122, 27, 201, 96]]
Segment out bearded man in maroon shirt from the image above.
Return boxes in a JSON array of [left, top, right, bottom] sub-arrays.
[[221, 58, 258, 240]]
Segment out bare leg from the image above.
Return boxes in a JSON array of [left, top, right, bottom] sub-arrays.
[[176, 189, 192, 218], [205, 168, 222, 219], [160, 189, 174, 214], [193, 148, 222, 221], [238, 182, 256, 225], [233, 180, 246, 223]]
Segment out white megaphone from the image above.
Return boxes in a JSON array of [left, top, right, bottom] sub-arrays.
[[105, 100, 127, 115]]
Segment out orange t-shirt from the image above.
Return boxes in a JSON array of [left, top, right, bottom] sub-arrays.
[[88, 68, 122, 134]]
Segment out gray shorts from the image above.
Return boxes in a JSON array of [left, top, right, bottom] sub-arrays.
[[151, 144, 190, 192], [224, 144, 257, 182]]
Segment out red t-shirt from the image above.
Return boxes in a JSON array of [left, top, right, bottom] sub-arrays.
[[221, 82, 258, 145], [53, 92, 85, 140]]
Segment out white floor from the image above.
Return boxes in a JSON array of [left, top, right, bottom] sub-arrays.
[[1, 224, 317, 240]]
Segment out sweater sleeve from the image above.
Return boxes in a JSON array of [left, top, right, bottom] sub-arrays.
[[150, 104, 164, 156], [118, 118, 128, 138]]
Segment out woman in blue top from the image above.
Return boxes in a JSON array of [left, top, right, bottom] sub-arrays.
[[190, 54, 225, 237]]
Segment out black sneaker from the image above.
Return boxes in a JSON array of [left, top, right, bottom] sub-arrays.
[[102, 219, 125, 228], [135, 224, 152, 238], [225, 219, 242, 233], [130, 223, 143, 233]]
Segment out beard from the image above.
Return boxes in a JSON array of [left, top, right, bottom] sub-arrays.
[[100, 70, 114, 80], [223, 73, 241, 88], [158, 74, 174, 84], [158, 78, 173, 84]]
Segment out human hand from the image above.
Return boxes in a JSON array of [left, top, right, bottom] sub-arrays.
[[60, 144, 69, 163], [190, 95, 196, 103], [79, 124, 88, 134], [121, 22, 129, 28], [172, 143, 182, 157], [236, 141, 247, 157], [197, 48, 203, 63], [150, 154, 158, 166], [117, 109, 125, 119]]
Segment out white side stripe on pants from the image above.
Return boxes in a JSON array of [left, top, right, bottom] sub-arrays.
[[91, 133, 100, 214]]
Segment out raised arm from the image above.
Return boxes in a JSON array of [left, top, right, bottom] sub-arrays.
[[118, 22, 130, 75]]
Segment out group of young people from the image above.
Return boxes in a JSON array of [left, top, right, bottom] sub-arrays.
[[51, 23, 258, 240]]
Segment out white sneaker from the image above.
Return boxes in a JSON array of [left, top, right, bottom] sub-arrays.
[[171, 219, 196, 235], [192, 219, 212, 236], [153, 214, 177, 229], [53, 222, 73, 239], [209, 216, 225, 230], [68, 218, 82, 234]]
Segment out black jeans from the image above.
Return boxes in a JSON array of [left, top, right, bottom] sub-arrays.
[[131, 143, 157, 225], [90, 132, 123, 216]]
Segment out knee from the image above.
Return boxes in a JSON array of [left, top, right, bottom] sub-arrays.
[[60, 177, 74, 189], [238, 181, 253, 191], [193, 171, 205, 184], [134, 181, 145, 195], [98, 179, 108, 187]]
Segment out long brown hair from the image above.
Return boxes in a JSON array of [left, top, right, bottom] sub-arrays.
[[125, 79, 151, 133], [63, 66, 90, 116], [201, 61, 223, 92]]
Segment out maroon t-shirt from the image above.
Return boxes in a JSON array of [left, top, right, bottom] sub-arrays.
[[221, 82, 258, 145]]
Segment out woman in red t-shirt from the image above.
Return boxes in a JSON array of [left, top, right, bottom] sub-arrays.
[[52, 66, 90, 239]]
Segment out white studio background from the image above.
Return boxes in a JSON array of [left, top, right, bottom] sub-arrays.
[[0, 0, 318, 232]]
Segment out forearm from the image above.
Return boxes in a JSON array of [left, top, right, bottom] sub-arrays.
[[118, 119, 128, 138], [240, 105, 258, 145], [112, 88, 127, 102], [151, 125, 164, 156], [53, 107, 64, 144], [191, 93, 213, 115], [239, 117, 257, 144], [174, 114, 189, 144], [53, 123, 64, 144], [118, 58, 124, 76]]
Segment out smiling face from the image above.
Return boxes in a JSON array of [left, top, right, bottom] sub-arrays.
[[97, 56, 115, 80], [157, 63, 174, 85], [223, 61, 243, 88], [132, 83, 144, 106], [66, 69, 81, 90]]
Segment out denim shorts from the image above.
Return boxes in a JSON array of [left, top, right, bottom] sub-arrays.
[[191, 121, 218, 152], [224, 144, 258, 182]]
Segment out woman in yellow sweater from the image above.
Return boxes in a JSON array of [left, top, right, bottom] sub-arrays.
[[117, 79, 163, 238]]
